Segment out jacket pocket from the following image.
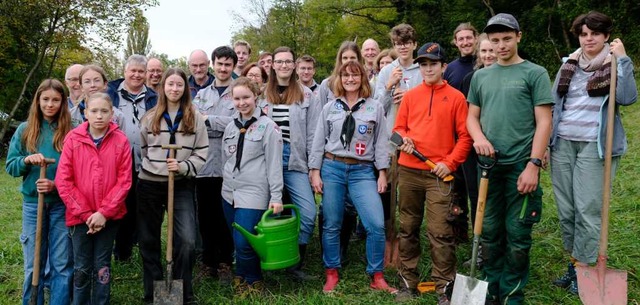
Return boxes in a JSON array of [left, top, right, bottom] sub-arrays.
[[222, 134, 237, 158], [518, 189, 542, 224]]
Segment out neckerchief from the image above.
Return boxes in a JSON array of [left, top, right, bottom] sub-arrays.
[[336, 98, 366, 150], [79, 100, 86, 121], [162, 109, 183, 157], [233, 116, 258, 171], [557, 44, 611, 97]]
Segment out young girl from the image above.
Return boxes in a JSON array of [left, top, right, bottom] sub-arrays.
[[5, 79, 73, 305], [70, 65, 125, 130], [222, 77, 283, 295], [137, 68, 208, 304], [55, 93, 132, 305], [260, 47, 320, 279]]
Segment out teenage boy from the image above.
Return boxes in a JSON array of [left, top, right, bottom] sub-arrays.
[[393, 42, 472, 305], [192, 46, 238, 282], [232, 40, 251, 79], [466, 13, 553, 305], [296, 55, 318, 92]]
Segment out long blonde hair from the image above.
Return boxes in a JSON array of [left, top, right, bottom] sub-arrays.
[[22, 79, 71, 153]]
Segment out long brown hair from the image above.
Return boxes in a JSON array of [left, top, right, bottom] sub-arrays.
[[146, 68, 196, 135], [327, 41, 365, 92], [22, 79, 71, 153], [265, 47, 304, 105], [332, 61, 371, 99]]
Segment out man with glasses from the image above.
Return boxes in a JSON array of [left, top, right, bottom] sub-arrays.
[[145, 57, 164, 93], [65, 64, 84, 108], [188, 49, 215, 98], [296, 55, 318, 92]]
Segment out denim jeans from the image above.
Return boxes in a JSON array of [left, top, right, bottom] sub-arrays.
[[21, 200, 72, 305], [222, 200, 264, 284], [320, 159, 385, 274], [69, 221, 119, 305], [137, 179, 196, 302], [282, 142, 316, 245]]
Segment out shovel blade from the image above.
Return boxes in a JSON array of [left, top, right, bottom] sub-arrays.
[[153, 279, 183, 305], [576, 265, 627, 305], [450, 274, 488, 305]]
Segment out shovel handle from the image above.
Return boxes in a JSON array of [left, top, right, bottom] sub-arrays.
[[599, 55, 617, 257], [473, 177, 489, 236], [32, 159, 55, 288], [165, 147, 180, 263]]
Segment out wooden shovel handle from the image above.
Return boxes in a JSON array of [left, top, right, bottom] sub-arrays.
[[473, 177, 489, 236], [599, 55, 617, 257], [32, 159, 55, 287], [166, 148, 176, 263]]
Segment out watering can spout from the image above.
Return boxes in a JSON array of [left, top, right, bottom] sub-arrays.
[[232, 223, 267, 259]]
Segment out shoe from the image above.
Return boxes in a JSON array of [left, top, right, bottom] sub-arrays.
[[394, 287, 417, 302], [323, 269, 339, 293], [287, 244, 316, 281], [232, 276, 250, 298], [485, 296, 500, 305], [437, 293, 450, 305], [248, 280, 266, 296], [370, 272, 398, 294], [552, 262, 576, 288], [217, 263, 233, 285], [568, 278, 579, 295]]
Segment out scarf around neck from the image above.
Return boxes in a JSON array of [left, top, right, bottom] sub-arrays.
[[556, 43, 611, 97], [336, 98, 366, 150]]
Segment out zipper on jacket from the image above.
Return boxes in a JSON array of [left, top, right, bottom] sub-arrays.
[[428, 86, 434, 116]]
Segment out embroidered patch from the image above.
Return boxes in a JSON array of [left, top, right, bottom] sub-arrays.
[[355, 141, 366, 155], [228, 144, 237, 153], [327, 121, 333, 134], [258, 124, 266, 132], [334, 103, 343, 110], [358, 124, 367, 134], [367, 125, 374, 134], [329, 110, 342, 115], [366, 105, 375, 113]]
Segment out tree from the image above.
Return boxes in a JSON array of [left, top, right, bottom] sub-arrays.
[[125, 9, 152, 58], [0, 0, 157, 146]]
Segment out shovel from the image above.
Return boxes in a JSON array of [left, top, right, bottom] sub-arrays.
[[450, 153, 497, 305], [154, 145, 183, 304], [384, 151, 400, 269], [29, 157, 56, 305], [576, 55, 628, 305], [389, 132, 454, 182]]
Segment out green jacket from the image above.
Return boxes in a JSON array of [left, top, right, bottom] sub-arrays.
[[5, 121, 62, 203]]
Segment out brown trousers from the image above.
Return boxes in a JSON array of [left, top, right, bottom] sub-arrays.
[[397, 165, 456, 292]]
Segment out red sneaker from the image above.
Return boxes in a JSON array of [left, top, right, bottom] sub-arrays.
[[370, 272, 398, 294], [323, 268, 339, 293]]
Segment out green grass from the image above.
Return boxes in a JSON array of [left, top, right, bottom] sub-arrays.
[[1, 105, 639, 304]]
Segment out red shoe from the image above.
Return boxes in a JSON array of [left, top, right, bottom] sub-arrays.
[[370, 272, 398, 294], [323, 268, 339, 293]]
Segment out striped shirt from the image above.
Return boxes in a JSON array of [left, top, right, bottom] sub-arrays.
[[557, 68, 600, 142], [271, 104, 291, 142]]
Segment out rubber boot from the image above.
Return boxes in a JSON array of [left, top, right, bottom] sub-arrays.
[[287, 244, 315, 281], [323, 268, 339, 293], [369, 272, 398, 294]]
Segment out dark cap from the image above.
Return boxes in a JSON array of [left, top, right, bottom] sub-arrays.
[[413, 42, 446, 63], [484, 13, 520, 33]]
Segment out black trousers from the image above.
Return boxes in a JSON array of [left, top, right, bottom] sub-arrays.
[[196, 177, 234, 268]]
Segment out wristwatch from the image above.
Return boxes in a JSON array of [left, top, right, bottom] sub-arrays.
[[529, 158, 543, 167]]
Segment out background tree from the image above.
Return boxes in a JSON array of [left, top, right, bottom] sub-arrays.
[[125, 9, 152, 58]]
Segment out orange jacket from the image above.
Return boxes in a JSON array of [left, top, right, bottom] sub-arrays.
[[393, 81, 472, 171]]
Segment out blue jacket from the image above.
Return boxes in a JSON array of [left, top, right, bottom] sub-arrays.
[[550, 55, 637, 158], [106, 78, 158, 111], [188, 73, 215, 99]]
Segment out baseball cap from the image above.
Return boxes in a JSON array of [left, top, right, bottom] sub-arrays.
[[413, 42, 446, 64], [484, 13, 520, 33]]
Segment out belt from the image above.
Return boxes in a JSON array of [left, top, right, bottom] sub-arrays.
[[324, 152, 372, 165]]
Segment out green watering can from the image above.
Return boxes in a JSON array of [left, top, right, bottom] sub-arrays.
[[232, 204, 300, 270]]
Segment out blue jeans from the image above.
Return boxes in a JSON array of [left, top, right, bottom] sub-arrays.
[[320, 159, 385, 274], [69, 221, 119, 305], [282, 142, 316, 245], [222, 200, 264, 284], [21, 200, 72, 305]]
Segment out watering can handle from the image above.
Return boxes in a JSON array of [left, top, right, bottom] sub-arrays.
[[261, 204, 300, 230]]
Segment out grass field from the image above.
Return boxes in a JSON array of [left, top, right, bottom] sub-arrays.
[[0, 106, 638, 305]]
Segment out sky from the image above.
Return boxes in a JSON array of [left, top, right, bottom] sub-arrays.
[[144, 0, 262, 59]]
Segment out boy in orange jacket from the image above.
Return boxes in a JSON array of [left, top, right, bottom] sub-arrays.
[[392, 42, 472, 305]]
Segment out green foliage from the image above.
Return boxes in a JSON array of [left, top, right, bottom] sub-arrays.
[[125, 9, 152, 58]]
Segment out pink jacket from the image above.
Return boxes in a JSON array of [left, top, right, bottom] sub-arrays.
[[56, 122, 132, 226]]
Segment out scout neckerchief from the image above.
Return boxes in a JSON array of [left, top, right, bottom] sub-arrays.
[[336, 98, 366, 150], [233, 111, 266, 171], [162, 109, 183, 157], [79, 100, 87, 122]]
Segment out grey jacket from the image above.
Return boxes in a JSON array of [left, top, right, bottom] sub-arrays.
[[221, 108, 284, 210], [193, 85, 236, 177], [309, 97, 390, 170], [550, 55, 637, 158], [259, 85, 321, 173], [373, 59, 422, 133]]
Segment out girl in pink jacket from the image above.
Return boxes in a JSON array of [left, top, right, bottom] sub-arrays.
[[55, 92, 132, 305]]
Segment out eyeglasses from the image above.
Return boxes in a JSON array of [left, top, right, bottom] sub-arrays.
[[246, 73, 262, 79], [298, 67, 314, 72], [148, 69, 163, 74], [66, 77, 80, 83], [273, 60, 294, 66], [340, 73, 361, 80], [393, 41, 414, 48]]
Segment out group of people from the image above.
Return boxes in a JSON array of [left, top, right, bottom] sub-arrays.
[[6, 10, 636, 305]]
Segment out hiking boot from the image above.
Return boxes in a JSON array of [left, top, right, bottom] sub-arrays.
[[232, 276, 250, 298], [287, 244, 316, 281], [394, 287, 417, 302], [370, 272, 398, 294], [323, 268, 339, 293], [217, 263, 233, 285], [552, 262, 576, 288], [437, 293, 450, 305], [568, 278, 579, 295]]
